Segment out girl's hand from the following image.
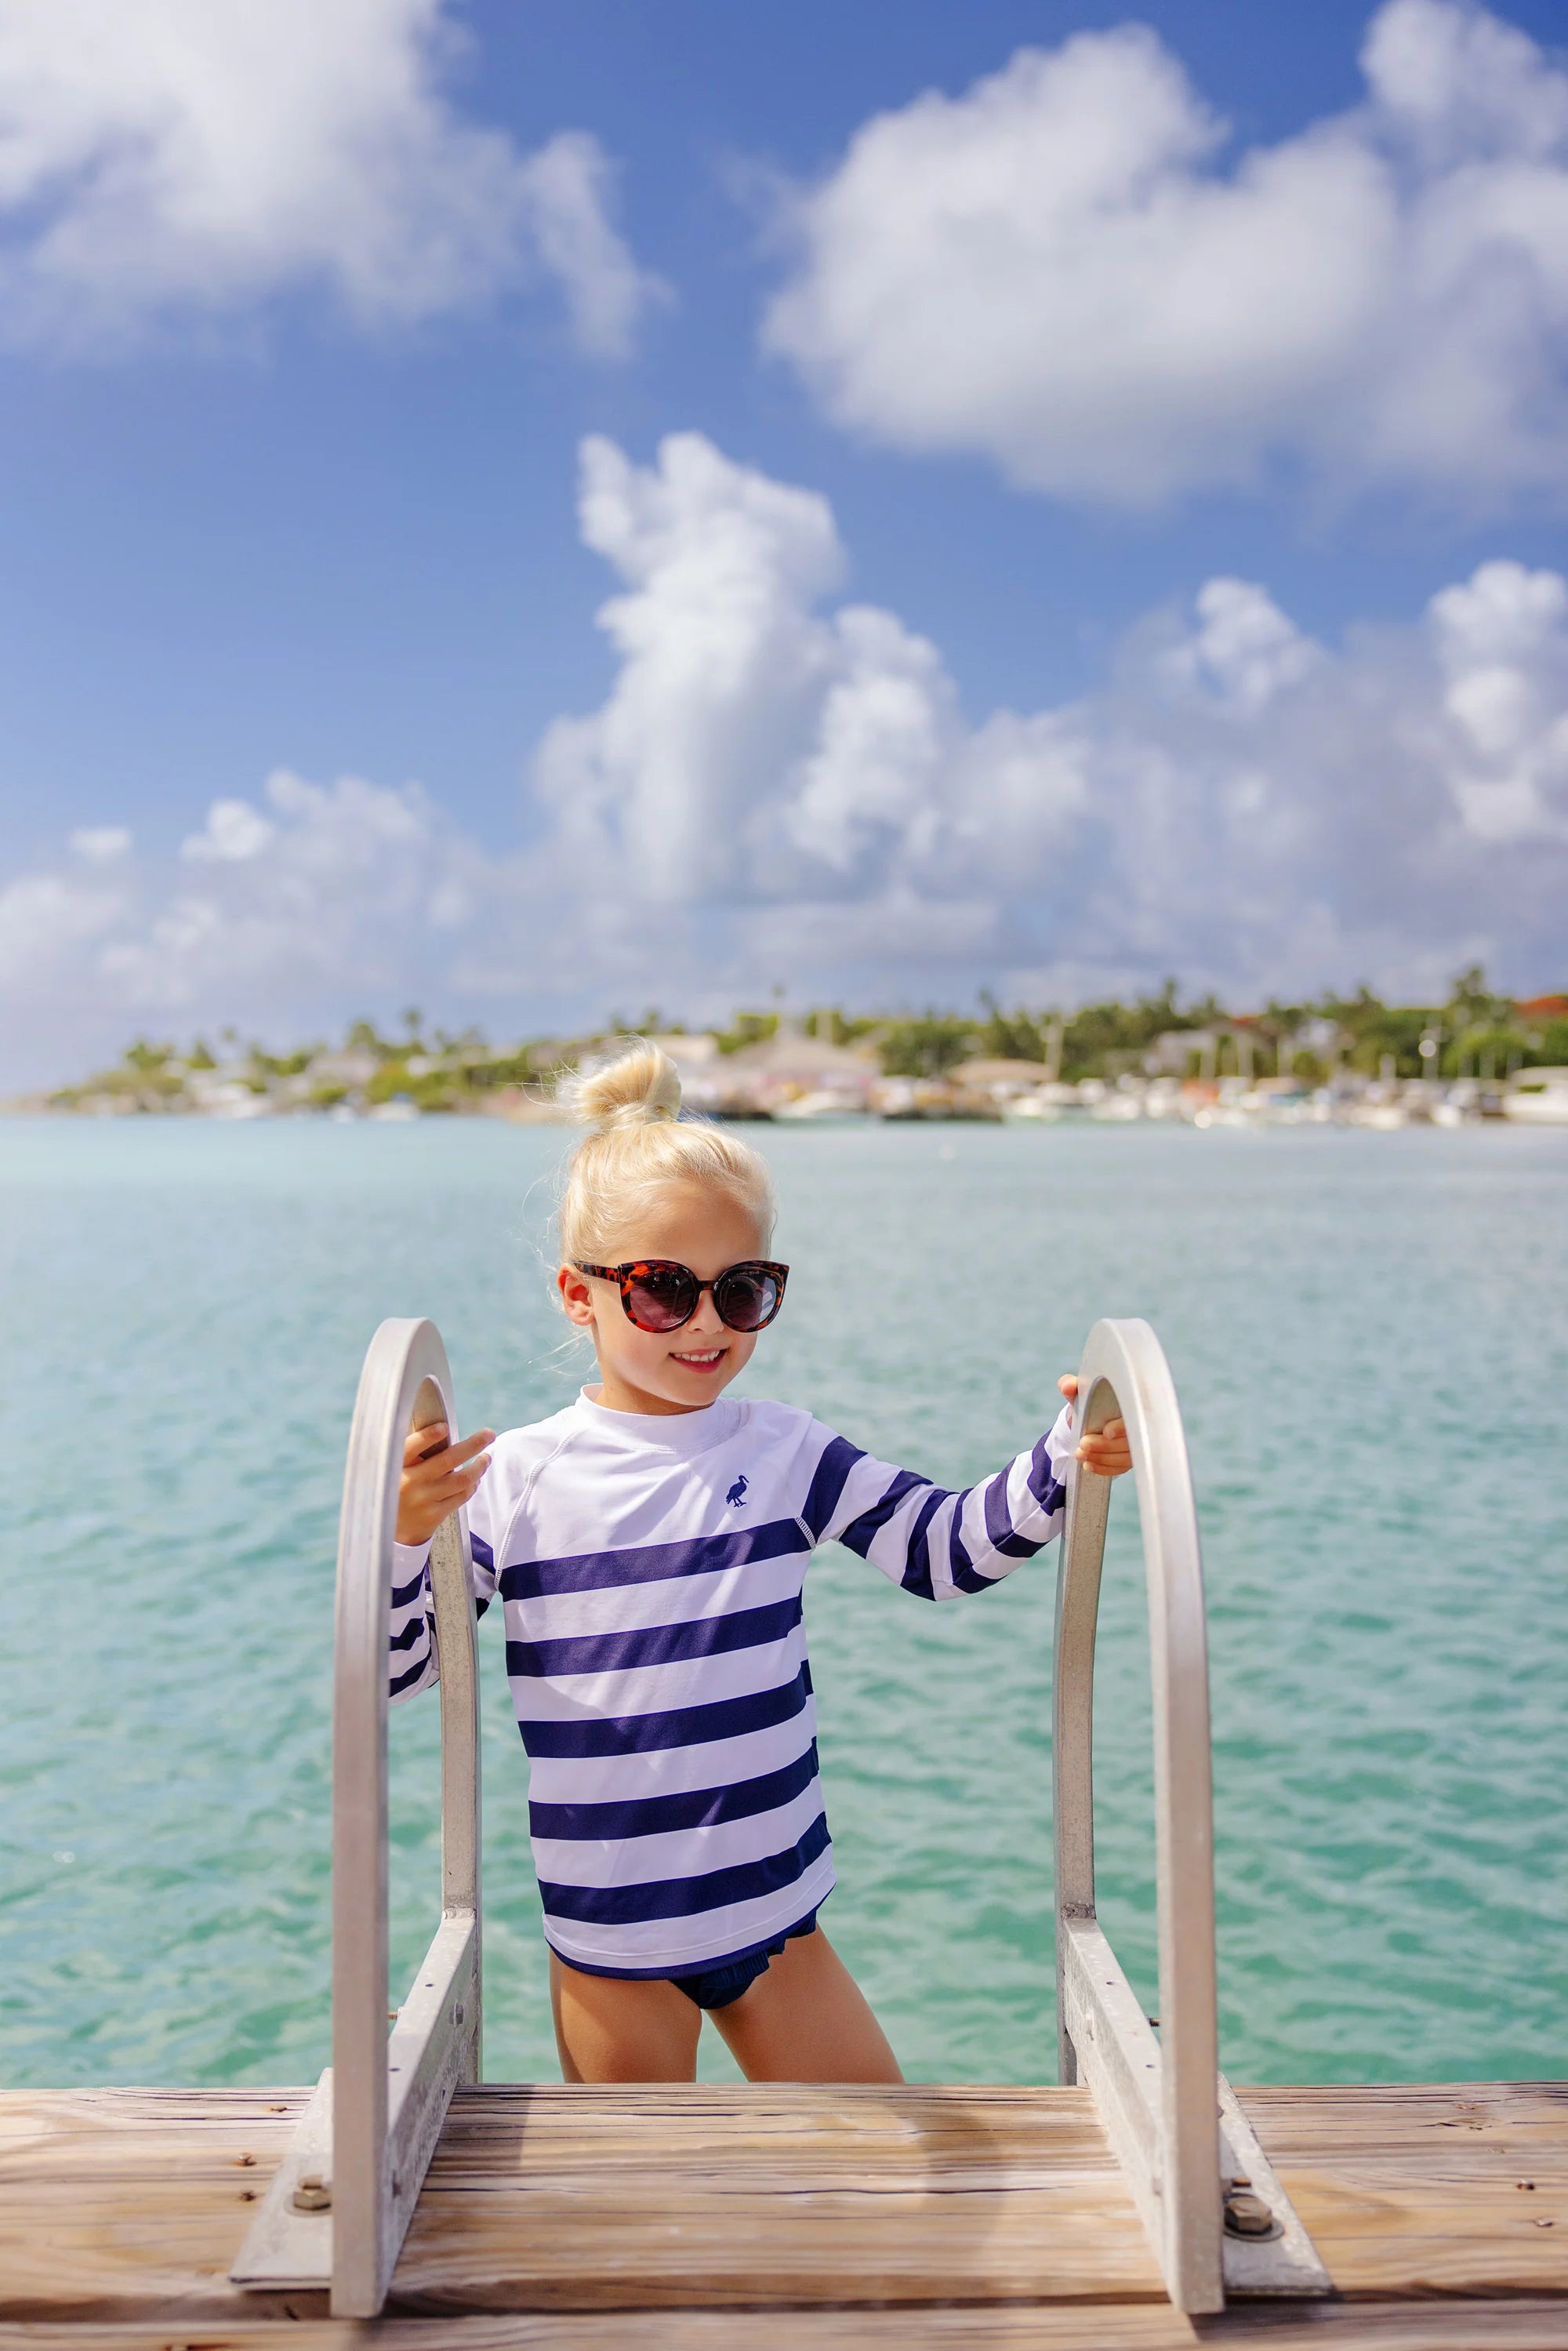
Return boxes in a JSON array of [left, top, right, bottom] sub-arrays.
[[396, 1421, 495, 1548], [1058, 1375, 1133, 1477]]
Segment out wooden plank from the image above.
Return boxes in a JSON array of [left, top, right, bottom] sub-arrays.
[[1, 2082, 1564, 2324], [5, 2299, 1568, 2348], [1240, 2083, 1568, 2298], [397, 2083, 1163, 2311], [0, 2084, 1157, 2320], [0, 2090, 314, 2326]]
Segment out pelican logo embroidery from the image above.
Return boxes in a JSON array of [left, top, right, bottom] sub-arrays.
[[726, 1474, 749, 1508]]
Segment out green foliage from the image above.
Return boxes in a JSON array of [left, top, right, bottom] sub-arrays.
[[712, 1011, 779, 1056], [801, 1006, 879, 1046], [346, 1018, 399, 1063], [975, 992, 1047, 1063], [48, 966, 1568, 1113], [1525, 1020, 1568, 1067], [460, 1047, 536, 1088], [1059, 983, 1198, 1080], [1445, 965, 1512, 1029], [124, 1037, 175, 1073], [879, 1016, 975, 1077], [250, 1045, 315, 1079]]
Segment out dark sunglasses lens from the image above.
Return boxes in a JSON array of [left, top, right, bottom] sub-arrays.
[[626, 1266, 697, 1330], [715, 1266, 780, 1331]]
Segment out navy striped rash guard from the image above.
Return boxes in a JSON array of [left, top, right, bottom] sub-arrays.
[[389, 1388, 1074, 1979]]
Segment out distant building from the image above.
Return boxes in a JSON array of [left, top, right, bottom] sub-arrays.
[[304, 1048, 379, 1090], [950, 1057, 1049, 1101], [691, 1030, 878, 1116]]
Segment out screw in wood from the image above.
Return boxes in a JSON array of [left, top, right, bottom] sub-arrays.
[[292, 2173, 332, 2213], [1223, 2188, 1276, 2239]]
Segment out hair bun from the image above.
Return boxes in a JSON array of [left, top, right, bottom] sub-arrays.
[[567, 1038, 682, 1132]]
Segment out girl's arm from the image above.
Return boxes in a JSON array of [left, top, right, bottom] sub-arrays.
[[388, 1421, 499, 1702], [802, 1398, 1079, 1601]]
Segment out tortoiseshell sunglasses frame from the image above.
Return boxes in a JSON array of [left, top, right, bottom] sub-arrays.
[[574, 1258, 789, 1333]]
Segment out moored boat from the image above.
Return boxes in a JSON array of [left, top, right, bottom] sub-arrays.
[[1502, 1066, 1568, 1124]]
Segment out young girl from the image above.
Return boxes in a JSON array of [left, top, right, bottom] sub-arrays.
[[390, 1040, 1131, 2085]]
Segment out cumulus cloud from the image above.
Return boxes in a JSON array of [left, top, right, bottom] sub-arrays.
[[4, 435, 1566, 1088], [68, 825, 131, 864], [0, 0, 661, 352], [516, 438, 1568, 1001], [763, 0, 1568, 509], [0, 768, 488, 1081]]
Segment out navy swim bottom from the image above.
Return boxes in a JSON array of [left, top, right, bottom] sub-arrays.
[[670, 1911, 819, 2011]]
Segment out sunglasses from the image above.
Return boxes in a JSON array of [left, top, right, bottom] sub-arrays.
[[575, 1258, 789, 1335]]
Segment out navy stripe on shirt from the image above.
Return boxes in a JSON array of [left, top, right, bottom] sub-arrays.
[[898, 1487, 949, 1601], [539, 1810, 830, 1927], [529, 1742, 819, 1844], [835, 1467, 928, 1558], [506, 1592, 803, 1682], [983, 1464, 1044, 1560], [499, 1517, 811, 1602], [1027, 1430, 1066, 1514], [390, 1566, 427, 1610], [799, 1435, 867, 1539], [519, 1662, 813, 1758]]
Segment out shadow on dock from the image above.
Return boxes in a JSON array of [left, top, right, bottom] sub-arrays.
[[1, 2077, 1564, 2345]]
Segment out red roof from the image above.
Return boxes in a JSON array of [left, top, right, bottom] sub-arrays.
[[1516, 994, 1568, 1022]]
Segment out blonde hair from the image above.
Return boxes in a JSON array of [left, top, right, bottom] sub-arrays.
[[556, 1038, 776, 1266]]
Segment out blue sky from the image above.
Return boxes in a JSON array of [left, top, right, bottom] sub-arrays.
[[2, 0, 1566, 1083]]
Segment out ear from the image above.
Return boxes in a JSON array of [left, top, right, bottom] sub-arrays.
[[557, 1263, 596, 1326]]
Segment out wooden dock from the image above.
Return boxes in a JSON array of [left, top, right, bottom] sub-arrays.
[[2, 2077, 1564, 2348], [9, 1325, 1559, 2346]]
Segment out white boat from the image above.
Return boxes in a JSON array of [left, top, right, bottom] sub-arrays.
[[771, 1090, 865, 1122], [1502, 1067, 1568, 1125]]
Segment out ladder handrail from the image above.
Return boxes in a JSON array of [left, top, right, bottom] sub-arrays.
[[332, 1316, 482, 2316], [1052, 1316, 1221, 2310], [237, 1310, 1324, 2316]]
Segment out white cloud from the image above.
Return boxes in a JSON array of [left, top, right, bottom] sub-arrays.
[[517, 130, 670, 361], [522, 438, 1568, 1008], [4, 437, 1566, 1088], [0, 0, 661, 352], [1161, 581, 1323, 714], [763, 0, 1568, 510], [0, 869, 126, 993], [1, 768, 466, 1078], [68, 824, 131, 863], [535, 432, 845, 901], [180, 798, 275, 863]]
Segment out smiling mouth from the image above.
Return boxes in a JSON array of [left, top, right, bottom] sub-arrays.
[[670, 1346, 727, 1371]]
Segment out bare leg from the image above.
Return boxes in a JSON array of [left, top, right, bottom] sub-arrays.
[[550, 1949, 702, 2083], [710, 1928, 903, 2084]]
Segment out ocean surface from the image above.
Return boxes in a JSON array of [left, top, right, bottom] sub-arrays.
[[3, 1114, 1565, 2092]]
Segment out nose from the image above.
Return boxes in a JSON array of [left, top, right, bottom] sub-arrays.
[[682, 1288, 727, 1339]]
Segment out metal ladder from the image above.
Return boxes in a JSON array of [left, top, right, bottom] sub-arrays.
[[233, 1313, 1330, 2316], [1054, 1317, 1328, 2311], [232, 1318, 481, 2313]]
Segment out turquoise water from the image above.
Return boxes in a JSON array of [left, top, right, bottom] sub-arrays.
[[2, 1115, 1565, 2092]]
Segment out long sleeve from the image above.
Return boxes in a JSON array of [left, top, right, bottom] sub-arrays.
[[386, 1463, 503, 1706], [800, 1401, 1074, 1601]]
